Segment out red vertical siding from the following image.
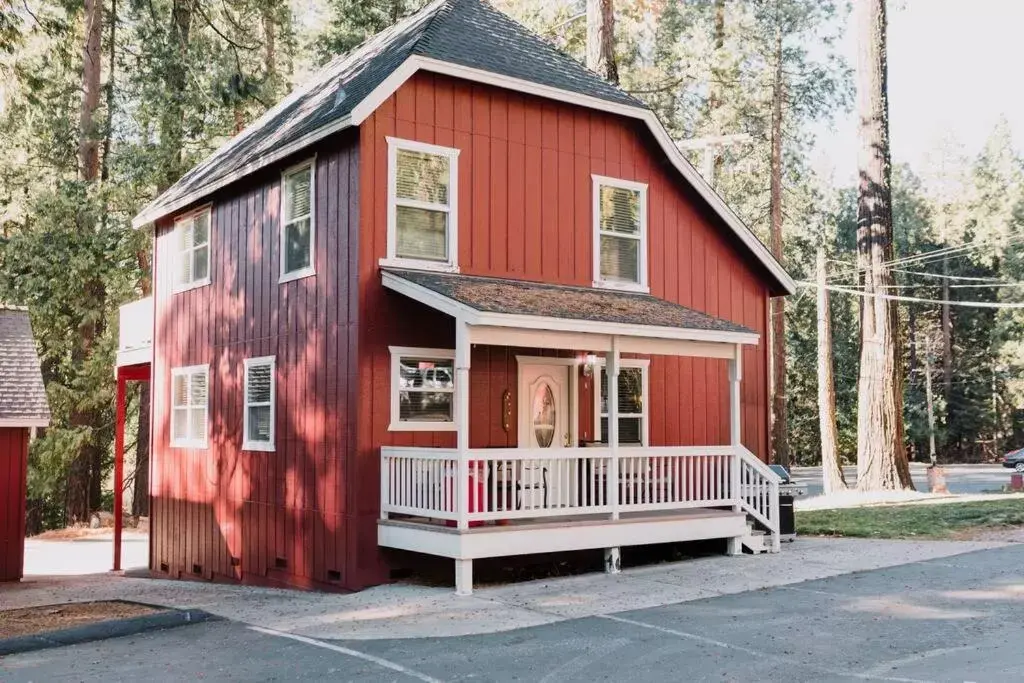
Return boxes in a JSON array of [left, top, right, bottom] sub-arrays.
[[150, 130, 359, 591], [359, 72, 772, 461], [355, 72, 776, 586], [0, 427, 28, 582]]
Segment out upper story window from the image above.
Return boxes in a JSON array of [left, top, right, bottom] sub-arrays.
[[383, 137, 460, 272], [281, 159, 315, 282], [243, 356, 276, 451], [593, 176, 648, 292], [171, 365, 209, 449], [388, 347, 456, 431], [173, 208, 211, 292]]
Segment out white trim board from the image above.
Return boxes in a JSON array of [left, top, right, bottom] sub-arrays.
[[0, 417, 50, 428], [131, 54, 793, 295]]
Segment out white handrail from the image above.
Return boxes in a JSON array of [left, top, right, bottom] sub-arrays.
[[735, 446, 781, 550]]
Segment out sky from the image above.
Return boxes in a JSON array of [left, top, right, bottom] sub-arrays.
[[816, 0, 1024, 187]]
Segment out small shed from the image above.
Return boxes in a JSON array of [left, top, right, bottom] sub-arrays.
[[0, 305, 50, 582]]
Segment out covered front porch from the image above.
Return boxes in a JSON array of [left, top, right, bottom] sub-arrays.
[[377, 270, 783, 595]]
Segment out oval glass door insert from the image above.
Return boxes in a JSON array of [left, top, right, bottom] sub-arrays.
[[533, 383, 556, 448]]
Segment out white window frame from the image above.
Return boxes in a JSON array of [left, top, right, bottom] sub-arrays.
[[280, 158, 316, 283], [388, 346, 457, 432], [594, 358, 650, 446], [172, 206, 212, 293], [592, 175, 649, 293], [170, 364, 210, 449], [242, 356, 276, 452], [380, 137, 461, 273]]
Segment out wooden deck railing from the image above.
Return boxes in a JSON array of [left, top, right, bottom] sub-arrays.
[[380, 445, 781, 542]]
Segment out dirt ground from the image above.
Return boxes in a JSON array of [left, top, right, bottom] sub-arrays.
[[0, 601, 161, 639], [951, 525, 1024, 543]]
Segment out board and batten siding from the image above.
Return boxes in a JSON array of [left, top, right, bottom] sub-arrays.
[[0, 427, 29, 582], [355, 74, 772, 576], [150, 130, 360, 590]]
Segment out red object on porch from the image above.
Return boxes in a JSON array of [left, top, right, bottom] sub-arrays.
[[0, 428, 29, 582], [446, 461, 486, 528]]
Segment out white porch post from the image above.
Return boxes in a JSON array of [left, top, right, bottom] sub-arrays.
[[727, 343, 743, 556], [454, 318, 473, 595], [606, 336, 622, 573]]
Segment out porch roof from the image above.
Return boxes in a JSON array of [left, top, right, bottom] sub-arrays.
[[381, 269, 759, 348]]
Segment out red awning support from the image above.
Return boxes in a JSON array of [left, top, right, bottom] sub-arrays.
[[114, 363, 150, 573]]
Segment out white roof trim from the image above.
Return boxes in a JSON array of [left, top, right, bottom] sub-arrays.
[[0, 417, 50, 428], [381, 270, 760, 347], [132, 52, 795, 295]]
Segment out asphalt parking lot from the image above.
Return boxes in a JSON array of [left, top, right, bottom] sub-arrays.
[[4, 543, 1022, 682]]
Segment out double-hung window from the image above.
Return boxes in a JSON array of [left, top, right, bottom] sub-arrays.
[[389, 347, 456, 431], [281, 160, 315, 281], [383, 138, 460, 271], [595, 359, 649, 445], [243, 356, 275, 451], [171, 365, 209, 448], [593, 176, 648, 291], [173, 208, 211, 292]]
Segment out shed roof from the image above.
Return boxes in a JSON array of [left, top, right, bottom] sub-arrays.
[[382, 269, 758, 345], [0, 307, 50, 428]]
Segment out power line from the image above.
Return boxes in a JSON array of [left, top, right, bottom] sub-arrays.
[[797, 281, 1024, 309]]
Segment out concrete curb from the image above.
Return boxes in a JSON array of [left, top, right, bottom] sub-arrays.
[[0, 606, 219, 657]]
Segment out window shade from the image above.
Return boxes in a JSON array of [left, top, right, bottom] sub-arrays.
[[247, 364, 272, 404], [395, 149, 449, 205], [286, 167, 312, 222], [599, 186, 640, 235], [395, 206, 448, 261]]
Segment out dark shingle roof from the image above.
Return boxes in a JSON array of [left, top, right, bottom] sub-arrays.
[[133, 0, 645, 228], [384, 269, 756, 336], [0, 307, 50, 426]]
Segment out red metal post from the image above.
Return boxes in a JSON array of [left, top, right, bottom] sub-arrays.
[[113, 371, 126, 572]]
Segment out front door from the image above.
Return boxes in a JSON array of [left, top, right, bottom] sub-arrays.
[[517, 361, 574, 510], [518, 363, 572, 449]]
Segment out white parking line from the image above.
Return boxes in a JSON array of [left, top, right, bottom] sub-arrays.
[[249, 626, 443, 683], [597, 614, 933, 683]]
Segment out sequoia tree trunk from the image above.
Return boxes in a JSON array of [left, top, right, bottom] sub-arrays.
[[854, 0, 914, 491], [769, 22, 789, 468], [586, 0, 618, 84], [78, 0, 102, 180], [817, 248, 847, 493]]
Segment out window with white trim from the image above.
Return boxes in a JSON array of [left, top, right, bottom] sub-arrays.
[[173, 208, 211, 291], [593, 176, 648, 291], [281, 160, 315, 280], [384, 138, 460, 270], [171, 365, 209, 448], [595, 359, 649, 445], [389, 347, 456, 431], [243, 356, 275, 451]]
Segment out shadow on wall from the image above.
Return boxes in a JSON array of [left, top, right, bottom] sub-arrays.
[[149, 136, 358, 591]]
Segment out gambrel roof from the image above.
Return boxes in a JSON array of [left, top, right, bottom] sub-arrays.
[[0, 306, 50, 428], [133, 0, 795, 295]]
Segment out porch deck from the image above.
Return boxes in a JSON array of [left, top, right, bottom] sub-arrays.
[[379, 444, 781, 594]]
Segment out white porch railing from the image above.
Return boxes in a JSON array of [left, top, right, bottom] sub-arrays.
[[381, 445, 781, 543]]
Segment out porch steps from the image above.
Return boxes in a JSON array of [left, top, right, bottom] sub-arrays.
[[740, 520, 770, 554]]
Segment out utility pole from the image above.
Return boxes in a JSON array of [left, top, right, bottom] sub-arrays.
[[817, 247, 847, 493], [922, 334, 937, 466], [677, 133, 752, 189]]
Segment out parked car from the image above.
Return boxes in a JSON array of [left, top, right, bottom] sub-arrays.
[[1003, 448, 1024, 472]]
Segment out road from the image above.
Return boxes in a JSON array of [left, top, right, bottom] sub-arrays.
[[792, 462, 1013, 497], [3, 544, 1022, 682]]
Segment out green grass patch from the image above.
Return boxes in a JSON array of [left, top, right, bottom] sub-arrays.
[[796, 499, 1024, 539]]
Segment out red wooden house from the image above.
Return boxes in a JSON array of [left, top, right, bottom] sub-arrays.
[[0, 306, 50, 582], [118, 0, 794, 594]]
